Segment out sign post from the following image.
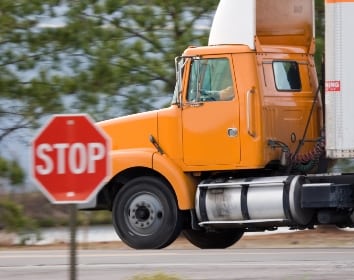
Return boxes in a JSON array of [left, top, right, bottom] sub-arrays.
[[31, 114, 110, 280], [69, 204, 77, 280]]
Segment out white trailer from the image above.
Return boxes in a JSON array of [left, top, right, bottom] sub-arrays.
[[325, 0, 354, 158]]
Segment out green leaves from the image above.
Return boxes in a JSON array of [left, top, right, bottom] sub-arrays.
[[0, 157, 25, 185], [0, 1, 216, 137], [0, 0, 326, 135], [0, 1, 325, 187], [0, 199, 37, 233], [0, 1, 216, 184], [314, 0, 325, 78]]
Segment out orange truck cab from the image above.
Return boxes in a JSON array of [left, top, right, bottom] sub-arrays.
[[81, 0, 354, 249]]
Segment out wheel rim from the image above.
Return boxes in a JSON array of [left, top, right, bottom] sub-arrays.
[[124, 192, 164, 236]]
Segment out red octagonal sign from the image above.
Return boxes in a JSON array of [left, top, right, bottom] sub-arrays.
[[32, 114, 111, 204]]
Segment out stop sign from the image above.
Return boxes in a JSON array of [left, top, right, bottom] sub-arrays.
[[32, 114, 111, 204]]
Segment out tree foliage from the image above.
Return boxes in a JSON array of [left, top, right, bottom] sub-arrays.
[[0, 0, 216, 139], [0, 157, 25, 185], [0, 0, 326, 139], [0, 199, 36, 233], [0, 0, 217, 184], [314, 0, 325, 80], [0, 1, 326, 184]]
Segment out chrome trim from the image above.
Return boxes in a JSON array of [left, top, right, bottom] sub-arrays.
[[199, 218, 286, 226], [198, 176, 288, 188]]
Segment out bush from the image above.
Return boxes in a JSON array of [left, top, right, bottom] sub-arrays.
[[77, 210, 112, 226], [0, 199, 42, 245], [0, 199, 37, 232]]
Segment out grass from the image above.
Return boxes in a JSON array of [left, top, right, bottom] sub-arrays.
[[130, 273, 183, 280]]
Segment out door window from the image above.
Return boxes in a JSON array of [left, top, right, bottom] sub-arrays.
[[187, 58, 234, 102]]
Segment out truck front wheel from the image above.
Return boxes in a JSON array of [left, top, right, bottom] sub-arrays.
[[183, 229, 244, 249], [112, 176, 182, 249]]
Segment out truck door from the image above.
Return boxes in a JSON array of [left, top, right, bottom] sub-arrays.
[[182, 57, 240, 167]]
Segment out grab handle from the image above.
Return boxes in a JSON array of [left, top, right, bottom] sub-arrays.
[[246, 87, 256, 137]]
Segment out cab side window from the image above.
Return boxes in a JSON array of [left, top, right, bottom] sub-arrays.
[[187, 58, 234, 102], [273, 61, 301, 91]]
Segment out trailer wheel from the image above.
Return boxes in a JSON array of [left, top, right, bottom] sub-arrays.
[[183, 229, 244, 249], [112, 176, 182, 249]]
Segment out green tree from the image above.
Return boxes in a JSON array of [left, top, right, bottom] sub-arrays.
[[0, 1, 325, 184], [0, 157, 25, 185], [315, 0, 325, 81], [0, 0, 217, 139], [0, 0, 216, 185], [1, 0, 325, 139], [0, 199, 36, 232]]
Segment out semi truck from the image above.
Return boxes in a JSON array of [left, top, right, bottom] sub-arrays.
[[82, 0, 354, 249]]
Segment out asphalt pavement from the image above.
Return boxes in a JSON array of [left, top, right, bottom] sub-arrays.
[[1, 248, 354, 280]]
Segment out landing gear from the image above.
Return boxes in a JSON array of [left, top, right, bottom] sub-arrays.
[[112, 176, 182, 249], [183, 228, 244, 249]]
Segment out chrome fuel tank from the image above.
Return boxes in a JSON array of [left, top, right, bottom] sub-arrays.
[[195, 175, 314, 227]]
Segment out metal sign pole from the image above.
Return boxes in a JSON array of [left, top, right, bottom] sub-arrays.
[[69, 204, 77, 280]]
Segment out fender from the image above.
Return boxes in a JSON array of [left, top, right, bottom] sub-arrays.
[[110, 149, 197, 210], [110, 148, 154, 173], [152, 152, 198, 210]]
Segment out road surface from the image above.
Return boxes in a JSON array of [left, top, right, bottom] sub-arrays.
[[1, 248, 354, 279]]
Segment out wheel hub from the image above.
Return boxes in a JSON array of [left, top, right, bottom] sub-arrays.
[[131, 202, 155, 229], [128, 194, 163, 231], [135, 205, 150, 221]]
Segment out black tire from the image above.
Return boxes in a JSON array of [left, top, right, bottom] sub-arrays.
[[112, 176, 182, 249], [183, 228, 244, 249]]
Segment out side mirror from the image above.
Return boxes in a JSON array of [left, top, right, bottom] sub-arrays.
[[174, 56, 185, 106]]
